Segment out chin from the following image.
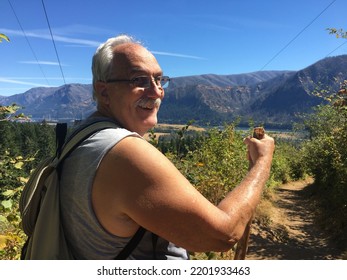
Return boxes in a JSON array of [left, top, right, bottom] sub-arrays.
[[134, 118, 157, 136], [144, 119, 158, 129]]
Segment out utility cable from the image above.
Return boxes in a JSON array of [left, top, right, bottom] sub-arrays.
[[325, 40, 347, 57], [7, 0, 50, 85], [258, 0, 337, 72], [41, 0, 66, 85]]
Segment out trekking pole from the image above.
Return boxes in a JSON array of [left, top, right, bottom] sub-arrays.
[[233, 127, 265, 260]]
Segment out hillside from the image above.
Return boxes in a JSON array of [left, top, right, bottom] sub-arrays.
[[249, 55, 347, 122], [0, 84, 95, 121], [160, 71, 296, 126], [1, 55, 347, 127]]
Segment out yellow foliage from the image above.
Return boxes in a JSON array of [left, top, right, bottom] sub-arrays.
[[0, 33, 10, 42], [0, 235, 9, 250], [14, 162, 24, 169], [19, 177, 28, 183]]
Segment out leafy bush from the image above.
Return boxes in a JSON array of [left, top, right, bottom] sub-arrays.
[[166, 123, 249, 205], [299, 80, 347, 249], [269, 140, 308, 186], [0, 151, 30, 259]]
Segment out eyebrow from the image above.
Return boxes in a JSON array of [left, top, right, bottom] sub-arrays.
[[129, 67, 163, 77]]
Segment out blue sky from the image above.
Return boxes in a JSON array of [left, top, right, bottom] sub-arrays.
[[0, 0, 346, 96]]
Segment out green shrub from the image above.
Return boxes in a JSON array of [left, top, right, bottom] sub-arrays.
[[299, 80, 347, 249], [0, 151, 30, 259], [167, 123, 248, 204]]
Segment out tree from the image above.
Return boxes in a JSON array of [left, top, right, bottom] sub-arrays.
[[0, 104, 29, 122], [327, 28, 347, 39]]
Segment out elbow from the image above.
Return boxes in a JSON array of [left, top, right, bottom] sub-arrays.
[[174, 215, 251, 253], [215, 231, 243, 252], [213, 239, 238, 253], [203, 230, 247, 252], [206, 223, 251, 252], [184, 231, 241, 253]]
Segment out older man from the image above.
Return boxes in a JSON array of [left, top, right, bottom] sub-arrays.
[[60, 34, 275, 259]]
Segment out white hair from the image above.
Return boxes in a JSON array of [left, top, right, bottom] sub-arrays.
[[91, 34, 141, 100]]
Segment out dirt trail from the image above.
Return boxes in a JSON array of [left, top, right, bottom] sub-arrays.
[[246, 178, 344, 260]]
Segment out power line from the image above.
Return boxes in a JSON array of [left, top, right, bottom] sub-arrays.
[[7, 0, 50, 85], [325, 40, 347, 57], [41, 0, 66, 85], [258, 0, 337, 72]]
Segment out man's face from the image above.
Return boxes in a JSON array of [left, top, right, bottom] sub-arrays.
[[104, 44, 164, 135]]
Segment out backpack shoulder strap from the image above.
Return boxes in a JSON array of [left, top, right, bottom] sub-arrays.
[[55, 123, 68, 158], [58, 120, 118, 163], [114, 227, 146, 260]]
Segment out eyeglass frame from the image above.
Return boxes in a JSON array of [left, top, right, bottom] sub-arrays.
[[105, 75, 170, 89]]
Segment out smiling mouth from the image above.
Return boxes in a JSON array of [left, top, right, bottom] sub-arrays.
[[137, 98, 161, 110]]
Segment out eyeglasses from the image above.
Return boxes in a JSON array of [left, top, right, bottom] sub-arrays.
[[106, 76, 170, 89]]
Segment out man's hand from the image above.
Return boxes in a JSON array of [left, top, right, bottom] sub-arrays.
[[244, 128, 275, 169]]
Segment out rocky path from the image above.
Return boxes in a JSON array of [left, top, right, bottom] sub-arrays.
[[246, 178, 344, 260]]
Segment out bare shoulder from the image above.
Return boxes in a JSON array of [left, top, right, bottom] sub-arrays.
[[105, 135, 191, 195], [103, 136, 182, 182], [109, 135, 170, 164]]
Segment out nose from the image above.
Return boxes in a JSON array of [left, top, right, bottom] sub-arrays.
[[147, 78, 164, 98]]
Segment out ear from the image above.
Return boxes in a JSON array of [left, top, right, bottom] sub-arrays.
[[94, 81, 110, 105]]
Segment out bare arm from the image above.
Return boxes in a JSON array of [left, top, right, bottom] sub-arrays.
[[92, 133, 274, 252], [219, 135, 274, 229]]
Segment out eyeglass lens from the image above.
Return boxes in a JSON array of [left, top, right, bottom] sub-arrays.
[[133, 76, 169, 88]]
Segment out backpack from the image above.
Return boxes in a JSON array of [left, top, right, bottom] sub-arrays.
[[19, 120, 146, 259]]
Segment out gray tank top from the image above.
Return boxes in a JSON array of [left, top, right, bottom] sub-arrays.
[[60, 121, 189, 260]]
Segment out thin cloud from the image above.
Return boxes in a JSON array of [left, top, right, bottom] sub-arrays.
[[19, 60, 68, 66], [151, 51, 206, 60], [0, 28, 101, 47], [1, 28, 206, 60], [47, 34, 101, 47]]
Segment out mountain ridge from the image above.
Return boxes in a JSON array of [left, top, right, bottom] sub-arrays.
[[1, 55, 346, 127]]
